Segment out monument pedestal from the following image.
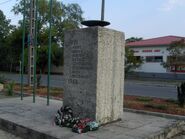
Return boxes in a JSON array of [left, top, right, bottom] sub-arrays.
[[64, 27, 125, 124]]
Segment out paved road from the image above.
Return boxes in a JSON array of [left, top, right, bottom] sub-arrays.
[[1, 73, 177, 99], [1, 73, 64, 88], [125, 81, 177, 99]]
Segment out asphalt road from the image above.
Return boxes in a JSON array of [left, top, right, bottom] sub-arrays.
[[1, 73, 177, 99], [125, 81, 177, 99]]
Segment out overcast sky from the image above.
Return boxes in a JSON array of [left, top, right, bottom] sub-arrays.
[[0, 0, 185, 39]]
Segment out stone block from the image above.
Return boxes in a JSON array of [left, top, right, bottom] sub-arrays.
[[64, 27, 125, 124]]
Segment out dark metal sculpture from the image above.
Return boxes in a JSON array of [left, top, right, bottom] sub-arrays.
[[81, 20, 110, 27], [81, 0, 110, 27]]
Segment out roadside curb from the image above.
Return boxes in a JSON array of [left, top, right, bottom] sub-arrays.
[[0, 118, 58, 139], [148, 121, 185, 139], [124, 108, 185, 139], [14, 91, 63, 101], [124, 108, 185, 120], [126, 81, 177, 87]]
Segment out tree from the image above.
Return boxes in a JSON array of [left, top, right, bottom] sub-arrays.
[[23, 44, 63, 73], [9, 0, 84, 74], [0, 27, 24, 72], [125, 47, 143, 76], [0, 10, 14, 43], [7, 27, 24, 71], [162, 39, 185, 72], [126, 37, 143, 43], [125, 37, 143, 76], [36, 44, 63, 73], [12, 0, 83, 45], [0, 10, 15, 71]]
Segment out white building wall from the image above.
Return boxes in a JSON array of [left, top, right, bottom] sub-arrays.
[[137, 63, 166, 73], [130, 46, 169, 73]]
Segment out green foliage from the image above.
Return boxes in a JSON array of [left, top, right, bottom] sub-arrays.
[[1, 27, 23, 72], [0, 0, 83, 72], [125, 37, 144, 76], [167, 39, 185, 56], [5, 81, 15, 96], [0, 10, 14, 43], [126, 37, 143, 43], [144, 104, 167, 110], [177, 82, 185, 108], [37, 73, 42, 87], [136, 97, 153, 102], [166, 99, 177, 104], [12, 0, 83, 45], [125, 47, 143, 76], [162, 39, 185, 70], [24, 44, 63, 73], [0, 75, 6, 84], [0, 10, 16, 71], [0, 0, 83, 73]]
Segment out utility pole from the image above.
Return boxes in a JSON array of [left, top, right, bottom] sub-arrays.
[[28, 0, 36, 86]]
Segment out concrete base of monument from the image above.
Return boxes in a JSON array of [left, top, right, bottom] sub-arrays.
[[100, 119, 122, 127], [0, 96, 184, 139]]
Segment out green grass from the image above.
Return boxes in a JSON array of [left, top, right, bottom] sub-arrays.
[[136, 97, 153, 102], [5, 81, 15, 96], [51, 87, 63, 91], [144, 104, 167, 110], [0, 75, 6, 84], [166, 99, 177, 104]]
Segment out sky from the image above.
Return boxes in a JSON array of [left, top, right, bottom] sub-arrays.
[[0, 0, 185, 39]]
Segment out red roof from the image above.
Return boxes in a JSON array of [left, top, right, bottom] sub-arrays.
[[127, 36, 185, 47]]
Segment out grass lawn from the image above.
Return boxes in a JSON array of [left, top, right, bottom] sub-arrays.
[[13, 84, 63, 99], [124, 95, 185, 116]]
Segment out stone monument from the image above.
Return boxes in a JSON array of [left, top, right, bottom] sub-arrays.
[[63, 26, 125, 124]]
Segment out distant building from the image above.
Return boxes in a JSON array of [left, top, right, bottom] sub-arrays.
[[126, 36, 185, 73]]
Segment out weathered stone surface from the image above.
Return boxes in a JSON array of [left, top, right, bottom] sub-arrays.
[[63, 27, 125, 124]]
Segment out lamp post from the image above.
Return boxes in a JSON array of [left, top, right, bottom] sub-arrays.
[[81, 0, 110, 27], [101, 0, 105, 21], [21, 0, 26, 100], [47, 0, 53, 106]]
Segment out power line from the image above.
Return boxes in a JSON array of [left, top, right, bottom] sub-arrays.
[[0, 0, 13, 5]]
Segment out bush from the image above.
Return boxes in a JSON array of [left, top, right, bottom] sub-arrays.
[[0, 75, 6, 84], [144, 104, 167, 110], [166, 99, 177, 104], [5, 81, 15, 96], [177, 82, 185, 107], [37, 74, 41, 87]]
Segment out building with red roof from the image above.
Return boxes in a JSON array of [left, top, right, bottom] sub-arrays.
[[126, 36, 185, 73]]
